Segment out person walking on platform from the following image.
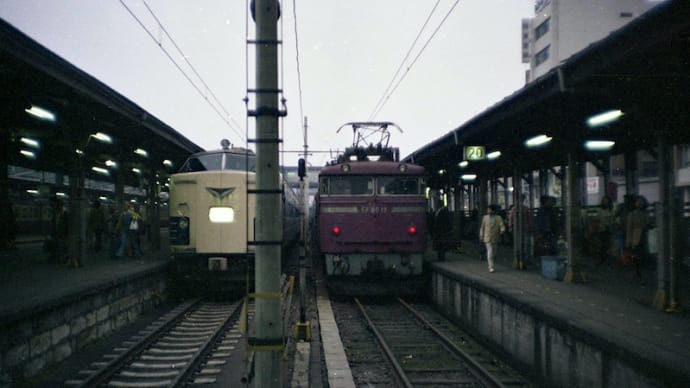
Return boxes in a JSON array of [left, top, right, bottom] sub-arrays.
[[595, 195, 614, 263], [47, 197, 69, 264], [612, 195, 635, 260], [480, 204, 505, 273], [432, 197, 452, 261], [625, 195, 650, 282], [509, 193, 531, 266], [114, 201, 133, 258], [535, 196, 558, 257], [87, 201, 106, 252], [129, 203, 144, 259]]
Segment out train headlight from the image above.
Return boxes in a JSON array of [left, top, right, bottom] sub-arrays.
[[209, 207, 234, 223], [398, 163, 407, 172], [331, 226, 341, 236], [341, 164, 350, 173]]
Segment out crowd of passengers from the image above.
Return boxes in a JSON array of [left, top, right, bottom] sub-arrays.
[[451, 194, 654, 276]]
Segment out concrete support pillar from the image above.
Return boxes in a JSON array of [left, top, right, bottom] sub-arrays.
[[478, 177, 488, 218], [115, 168, 125, 210], [653, 136, 681, 312], [68, 166, 86, 267], [565, 153, 586, 283], [513, 169, 526, 269], [147, 173, 160, 250], [0, 135, 12, 249], [625, 150, 638, 195]]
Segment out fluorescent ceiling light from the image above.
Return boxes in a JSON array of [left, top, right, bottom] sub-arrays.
[[91, 132, 113, 143], [91, 166, 110, 175], [487, 151, 501, 160], [20, 150, 36, 159], [525, 134, 552, 147], [132, 168, 142, 174], [26, 189, 39, 195], [105, 160, 118, 168], [21, 137, 40, 148], [461, 174, 477, 181], [134, 148, 148, 157], [163, 159, 173, 167], [586, 110, 624, 128], [25, 105, 56, 122], [584, 140, 615, 151], [458, 160, 468, 168]]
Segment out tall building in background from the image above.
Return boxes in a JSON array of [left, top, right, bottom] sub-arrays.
[[522, 0, 665, 83]]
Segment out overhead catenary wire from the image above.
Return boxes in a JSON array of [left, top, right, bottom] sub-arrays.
[[369, 0, 460, 121], [142, 1, 245, 135], [119, 0, 245, 143], [369, 0, 441, 121], [290, 0, 306, 145]]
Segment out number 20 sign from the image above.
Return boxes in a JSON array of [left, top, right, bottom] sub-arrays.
[[464, 146, 485, 161]]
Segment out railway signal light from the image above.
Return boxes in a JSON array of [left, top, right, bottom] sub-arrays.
[[331, 226, 341, 236], [408, 225, 417, 235]]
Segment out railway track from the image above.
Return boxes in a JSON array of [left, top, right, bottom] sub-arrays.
[[64, 299, 244, 387], [353, 298, 533, 388]]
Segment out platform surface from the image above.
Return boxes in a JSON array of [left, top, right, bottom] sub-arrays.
[[0, 233, 169, 324], [429, 239, 690, 379]]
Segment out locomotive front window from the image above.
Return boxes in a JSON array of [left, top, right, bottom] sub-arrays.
[[224, 154, 257, 172], [327, 176, 373, 195], [377, 176, 423, 195], [179, 153, 223, 172]]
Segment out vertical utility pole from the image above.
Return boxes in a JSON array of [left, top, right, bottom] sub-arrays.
[[251, 1, 283, 386]]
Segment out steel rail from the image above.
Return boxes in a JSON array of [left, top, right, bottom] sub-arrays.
[[398, 298, 507, 388], [76, 299, 201, 388], [170, 301, 243, 386], [354, 297, 413, 388]]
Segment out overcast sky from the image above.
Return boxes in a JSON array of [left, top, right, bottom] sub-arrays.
[[1, 0, 534, 166]]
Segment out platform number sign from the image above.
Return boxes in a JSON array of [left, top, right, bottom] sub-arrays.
[[464, 146, 485, 161]]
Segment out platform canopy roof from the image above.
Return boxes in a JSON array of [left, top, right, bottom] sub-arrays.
[[403, 0, 690, 188], [0, 18, 204, 189]]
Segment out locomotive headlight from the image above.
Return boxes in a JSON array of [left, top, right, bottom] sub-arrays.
[[209, 207, 234, 223], [341, 164, 350, 173], [398, 163, 407, 172]]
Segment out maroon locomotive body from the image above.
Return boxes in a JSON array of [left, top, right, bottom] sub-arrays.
[[316, 136, 428, 294]]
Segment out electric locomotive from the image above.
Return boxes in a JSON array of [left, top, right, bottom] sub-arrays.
[[316, 122, 428, 295], [168, 139, 302, 298]]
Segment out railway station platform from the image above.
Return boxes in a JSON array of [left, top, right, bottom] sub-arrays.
[[0, 234, 170, 385], [428, 241, 690, 387]]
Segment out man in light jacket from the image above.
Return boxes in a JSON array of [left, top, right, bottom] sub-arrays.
[[480, 204, 506, 273]]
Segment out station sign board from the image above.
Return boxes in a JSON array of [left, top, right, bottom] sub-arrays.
[[464, 146, 485, 161]]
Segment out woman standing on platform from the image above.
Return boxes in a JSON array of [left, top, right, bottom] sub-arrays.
[[480, 204, 505, 273], [114, 201, 132, 258]]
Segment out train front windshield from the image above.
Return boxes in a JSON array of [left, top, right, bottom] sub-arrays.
[[179, 152, 257, 173], [320, 175, 423, 196]]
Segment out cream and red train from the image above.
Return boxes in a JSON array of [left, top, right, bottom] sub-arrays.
[[168, 140, 300, 298]]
